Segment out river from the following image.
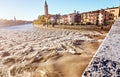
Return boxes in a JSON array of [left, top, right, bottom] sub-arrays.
[[0, 24, 35, 31], [0, 24, 104, 77]]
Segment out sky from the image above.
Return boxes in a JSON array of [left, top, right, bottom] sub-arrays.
[[0, 0, 119, 21]]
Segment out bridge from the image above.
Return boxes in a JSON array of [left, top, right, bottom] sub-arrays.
[[82, 18, 120, 76]]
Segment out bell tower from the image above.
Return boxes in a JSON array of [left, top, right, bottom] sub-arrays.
[[44, 0, 48, 16]]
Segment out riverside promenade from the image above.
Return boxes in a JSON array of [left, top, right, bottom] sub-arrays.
[[82, 18, 120, 76]]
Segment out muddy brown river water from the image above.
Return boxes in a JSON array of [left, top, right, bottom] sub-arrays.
[[0, 24, 106, 77]]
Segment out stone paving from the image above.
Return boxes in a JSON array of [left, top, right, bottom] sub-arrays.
[[82, 18, 120, 77]]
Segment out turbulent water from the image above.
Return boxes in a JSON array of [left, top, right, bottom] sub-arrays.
[[0, 24, 105, 77]]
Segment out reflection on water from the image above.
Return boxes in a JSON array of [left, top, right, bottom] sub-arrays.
[[0, 24, 35, 31]]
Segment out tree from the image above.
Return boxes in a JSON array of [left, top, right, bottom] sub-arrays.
[[103, 18, 107, 26], [101, 18, 107, 30], [96, 16, 99, 26], [33, 15, 46, 25], [38, 15, 46, 24]]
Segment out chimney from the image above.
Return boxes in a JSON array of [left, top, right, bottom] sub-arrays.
[[74, 10, 76, 13]]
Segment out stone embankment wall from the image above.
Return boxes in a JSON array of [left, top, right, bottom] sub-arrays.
[[82, 18, 120, 77]]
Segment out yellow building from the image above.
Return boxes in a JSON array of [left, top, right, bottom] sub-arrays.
[[81, 11, 99, 25], [81, 12, 89, 24], [80, 7, 120, 25], [105, 7, 119, 21]]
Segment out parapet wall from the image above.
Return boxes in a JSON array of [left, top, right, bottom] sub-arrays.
[[82, 18, 120, 77]]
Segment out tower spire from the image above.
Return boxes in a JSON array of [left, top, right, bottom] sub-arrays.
[[45, 0, 47, 6], [44, 0, 48, 16]]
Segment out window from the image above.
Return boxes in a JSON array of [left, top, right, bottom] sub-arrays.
[[109, 14, 114, 16], [109, 18, 114, 20], [110, 10, 115, 12]]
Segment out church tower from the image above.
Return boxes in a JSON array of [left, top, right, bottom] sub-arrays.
[[44, 0, 48, 16], [14, 16, 16, 21]]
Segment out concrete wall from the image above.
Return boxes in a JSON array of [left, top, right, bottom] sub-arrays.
[[82, 18, 120, 77]]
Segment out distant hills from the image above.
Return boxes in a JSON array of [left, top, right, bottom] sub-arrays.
[[0, 19, 32, 26]]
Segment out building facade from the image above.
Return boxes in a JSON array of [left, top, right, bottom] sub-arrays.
[[98, 10, 114, 25], [60, 15, 68, 24], [41, 1, 119, 26], [81, 11, 99, 25], [67, 10, 80, 25], [80, 7, 119, 25], [105, 7, 119, 23]]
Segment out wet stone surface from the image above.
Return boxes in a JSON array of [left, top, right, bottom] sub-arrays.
[[83, 57, 120, 77], [82, 18, 120, 76]]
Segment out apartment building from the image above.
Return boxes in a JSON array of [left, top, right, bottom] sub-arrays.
[[81, 7, 119, 25], [59, 15, 68, 24], [67, 11, 80, 25], [105, 7, 119, 22], [81, 10, 99, 25]]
